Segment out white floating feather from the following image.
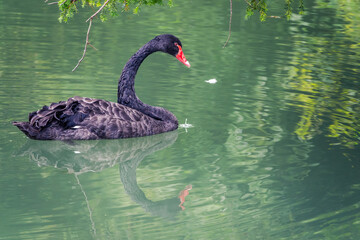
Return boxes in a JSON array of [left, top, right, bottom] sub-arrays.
[[205, 78, 217, 84]]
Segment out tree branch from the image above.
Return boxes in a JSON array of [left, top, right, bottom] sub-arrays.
[[72, 0, 110, 71], [45, 0, 78, 5], [72, 19, 93, 72], [86, 0, 110, 22], [223, 0, 233, 48], [244, 0, 252, 7], [45, 0, 58, 5]]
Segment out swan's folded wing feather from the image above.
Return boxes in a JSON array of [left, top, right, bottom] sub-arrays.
[[15, 97, 162, 140], [28, 97, 147, 130], [80, 97, 146, 122], [28, 97, 86, 130]]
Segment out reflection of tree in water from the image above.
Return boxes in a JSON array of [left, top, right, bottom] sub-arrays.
[[222, 5, 360, 236], [283, 3, 360, 148], [16, 131, 192, 235]]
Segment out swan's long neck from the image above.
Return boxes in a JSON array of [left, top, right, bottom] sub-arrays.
[[118, 42, 154, 105], [117, 41, 178, 125]]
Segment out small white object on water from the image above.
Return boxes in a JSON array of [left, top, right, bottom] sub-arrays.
[[72, 126, 81, 129], [205, 78, 217, 84], [74, 151, 81, 154], [179, 118, 194, 133]]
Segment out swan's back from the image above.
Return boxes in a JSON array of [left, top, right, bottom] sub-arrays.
[[13, 96, 175, 140]]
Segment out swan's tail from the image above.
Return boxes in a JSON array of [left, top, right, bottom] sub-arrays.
[[12, 121, 34, 139]]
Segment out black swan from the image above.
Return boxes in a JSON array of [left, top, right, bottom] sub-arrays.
[[13, 34, 190, 140]]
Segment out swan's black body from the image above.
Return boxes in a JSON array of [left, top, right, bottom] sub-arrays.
[[13, 34, 189, 140]]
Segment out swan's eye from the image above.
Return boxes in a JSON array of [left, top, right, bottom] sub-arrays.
[[174, 42, 178, 47]]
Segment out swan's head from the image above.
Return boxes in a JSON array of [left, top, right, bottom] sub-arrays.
[[154, 34, 191, 68]]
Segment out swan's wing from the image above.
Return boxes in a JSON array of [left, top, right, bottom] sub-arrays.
[[14, 96, 160, 140], [28, 96, 146, 128], [77, 97, 161, 139], [27, 97, 87, 130]]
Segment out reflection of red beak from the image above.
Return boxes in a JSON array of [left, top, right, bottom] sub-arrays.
[[176, 45, 191, 68]]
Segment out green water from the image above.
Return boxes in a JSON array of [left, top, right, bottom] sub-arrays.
[[1, 0, 360, 239]]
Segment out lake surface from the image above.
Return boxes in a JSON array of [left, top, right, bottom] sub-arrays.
[[1, 0, 360, 239]]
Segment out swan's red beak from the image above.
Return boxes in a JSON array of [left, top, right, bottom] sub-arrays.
[[176, 45, 191, 68]]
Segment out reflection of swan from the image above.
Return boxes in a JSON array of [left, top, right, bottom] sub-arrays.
[[18, 131, 178, 174], [120, 156, 192, 219], [17, 131, 192, 220]]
